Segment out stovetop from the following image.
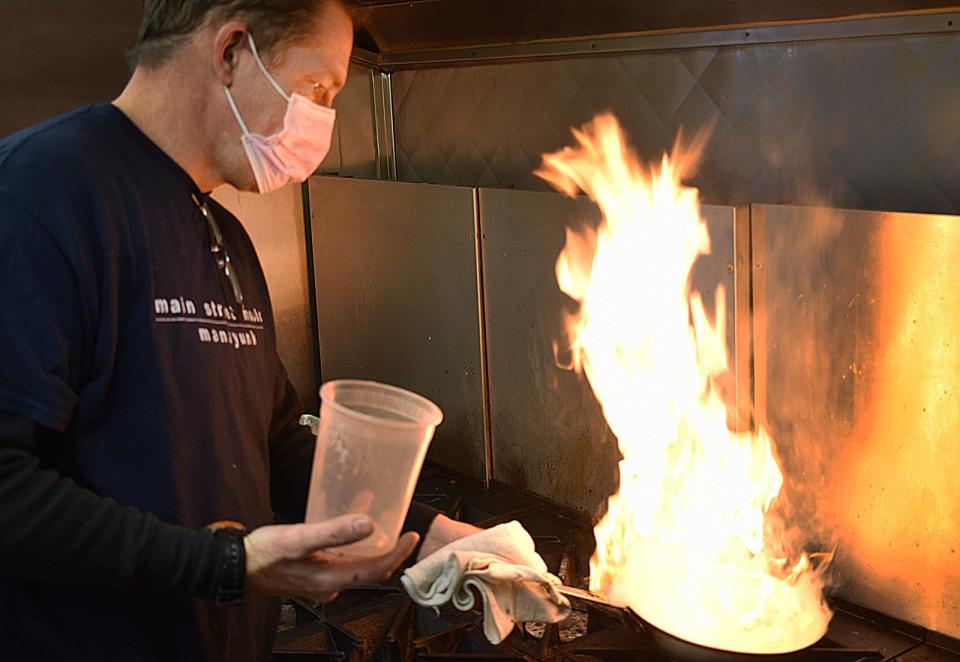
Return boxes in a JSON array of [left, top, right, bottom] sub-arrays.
[[272, 466, 960, 662]]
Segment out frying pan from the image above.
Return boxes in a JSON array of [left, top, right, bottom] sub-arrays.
[[627, 610, 820, 662], [557, 586, 820, 662]]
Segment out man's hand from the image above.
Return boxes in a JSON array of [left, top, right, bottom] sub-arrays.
[[417, 514, 483, 561], [244, 515, 418, 602]]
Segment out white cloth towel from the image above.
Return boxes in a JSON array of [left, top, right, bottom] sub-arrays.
[[400, 521, 571, 644]]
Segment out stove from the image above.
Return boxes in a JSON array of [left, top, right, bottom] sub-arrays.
[[272, 466, 960, 662]]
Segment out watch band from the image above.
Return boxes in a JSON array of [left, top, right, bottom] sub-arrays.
[[207, 520, 247, 605]]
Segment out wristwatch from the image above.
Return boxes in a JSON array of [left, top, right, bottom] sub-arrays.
[[206, 520, 247, 605]]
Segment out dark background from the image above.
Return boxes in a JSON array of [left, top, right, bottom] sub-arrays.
[[0, 1, 141, 138]]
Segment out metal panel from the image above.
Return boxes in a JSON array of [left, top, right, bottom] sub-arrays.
[[318, 63, 380, 179], [308, 176, 487, 480], [211, 185, 318, 407], [319, 60, 397, 181], [371, 69, 398, 180], [392, 30, 960, 214], [359, 1, 957, 55], [751, 204, 960, 639], [479, 187, 739, 513], [378, 11, 960, 67]]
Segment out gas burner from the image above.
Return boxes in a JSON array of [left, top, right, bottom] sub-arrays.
[[272, 466, 960, 662]]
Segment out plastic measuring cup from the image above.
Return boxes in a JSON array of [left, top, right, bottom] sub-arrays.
[[305, 379, 443, 556]]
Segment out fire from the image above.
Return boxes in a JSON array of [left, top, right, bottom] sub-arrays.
[[537, 114, 832, 653]]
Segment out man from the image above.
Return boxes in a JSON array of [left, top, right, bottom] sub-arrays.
[[0, 1, 477, 660]]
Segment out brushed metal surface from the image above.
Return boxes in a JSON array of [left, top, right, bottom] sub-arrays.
[[318, 63, 379, 179], [351, 47, 380, 68], [358, 0, 957, 55], [750, 204, 960, 639], [479, 187, 739, 514], [371, 69, 398, 180], [471, 188, 494, 486], [377, 11, 959, 67], [212, 184, 318, 407], [308, 176, 487, 480], [393, 31, 960, 214]]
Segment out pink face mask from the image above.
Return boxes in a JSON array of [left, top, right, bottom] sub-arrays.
[[224, 33, 336, 194]]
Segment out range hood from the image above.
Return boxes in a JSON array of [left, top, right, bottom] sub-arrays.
[[354, 0, 958, 54]]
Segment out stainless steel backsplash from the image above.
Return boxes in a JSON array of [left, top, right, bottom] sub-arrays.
[[391, 29, 960, 214], [309, 16, 960, 638]]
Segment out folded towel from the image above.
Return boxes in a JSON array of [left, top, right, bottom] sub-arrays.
[[400, 520, 571, 644]]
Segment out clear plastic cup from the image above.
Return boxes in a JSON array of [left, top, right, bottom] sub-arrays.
[[305, 379, 443, 556]]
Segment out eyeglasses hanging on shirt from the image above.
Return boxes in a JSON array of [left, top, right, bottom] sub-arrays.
[[191, 193, 244, 306]]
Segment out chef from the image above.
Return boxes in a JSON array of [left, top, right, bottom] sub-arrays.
[[0, 1, 477, 660]]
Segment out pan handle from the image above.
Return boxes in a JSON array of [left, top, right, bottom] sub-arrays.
[[556, 584, 614, 607]]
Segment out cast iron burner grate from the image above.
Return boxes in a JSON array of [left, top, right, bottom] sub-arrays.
[[272, 466, 960, 662]]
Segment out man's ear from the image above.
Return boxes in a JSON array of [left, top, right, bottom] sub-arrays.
[[212, 20, 248, 86]]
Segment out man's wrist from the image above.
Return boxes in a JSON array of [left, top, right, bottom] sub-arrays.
[[206, 521, 247, 604], [416, 515, 483, 561]]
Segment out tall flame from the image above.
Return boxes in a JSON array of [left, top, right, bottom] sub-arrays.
[[537, 114, 831, 653]]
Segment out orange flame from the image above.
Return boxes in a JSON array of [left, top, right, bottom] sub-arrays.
[[537, 114, 831, 653]]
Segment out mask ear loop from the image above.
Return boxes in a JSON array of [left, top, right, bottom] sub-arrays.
[[223, 31, 290, 136], [223, 86, 251, 135], [246, 32, 291, 102]]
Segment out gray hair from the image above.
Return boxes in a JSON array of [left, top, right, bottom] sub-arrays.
[[128, 0, 358, 69]]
